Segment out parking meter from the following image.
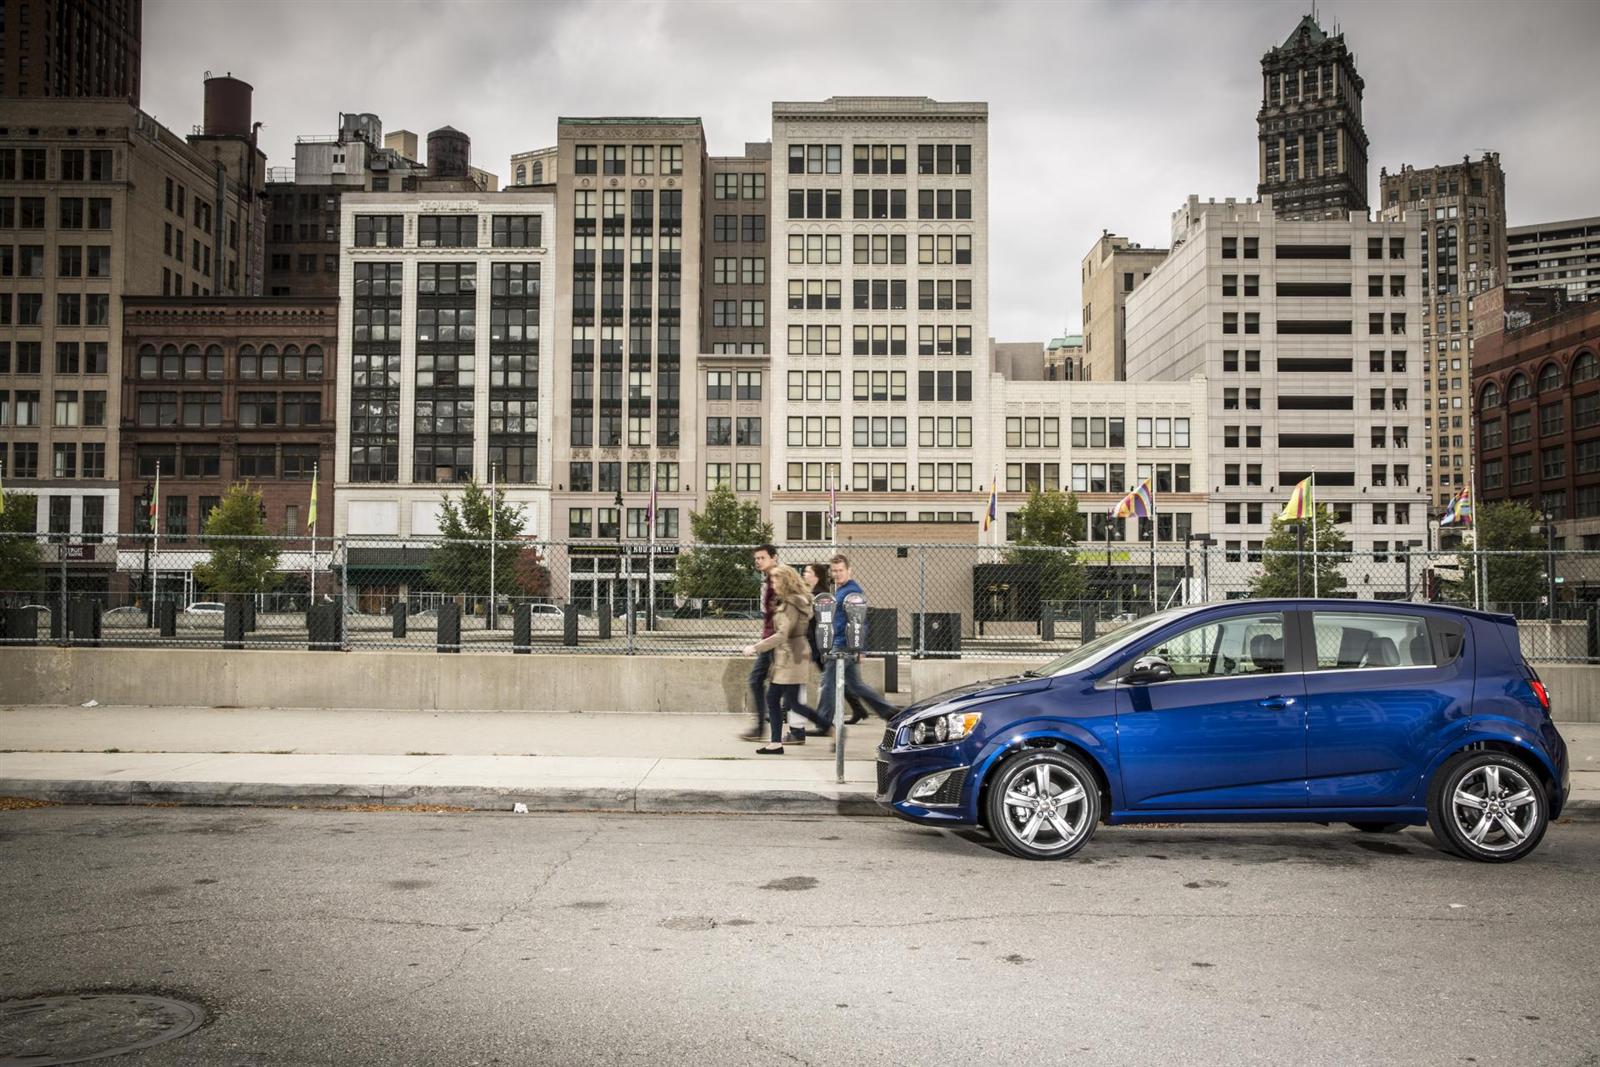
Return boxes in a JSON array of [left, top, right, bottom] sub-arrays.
[[842, 591, 867, 653], [813, 592, 836, 651]]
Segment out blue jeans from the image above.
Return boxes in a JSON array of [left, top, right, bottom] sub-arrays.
[[765, 683, 824, 743], [748, 650, 773, 728], [817, 657, 895, 727]]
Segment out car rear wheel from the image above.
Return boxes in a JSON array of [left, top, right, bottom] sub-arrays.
[[1426, 750, 1549, 863], [985, 750, 1100, 860], [1348, 822, 1408, 834]]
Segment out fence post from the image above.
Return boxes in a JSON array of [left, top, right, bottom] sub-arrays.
[[915, 546, 927, 658], [625, 545, 635, 655], [340, 536, 351, 651], [58, 547, 69, 647], [1403, 548, 1412, 601]]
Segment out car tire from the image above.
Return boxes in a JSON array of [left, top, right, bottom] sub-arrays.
[[1426, 750, 1549, 863], [985, 749, 1101, 861], [1348, 822, 1408, 834]]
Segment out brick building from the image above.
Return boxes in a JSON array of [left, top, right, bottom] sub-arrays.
[[119, 296, 337, 600]]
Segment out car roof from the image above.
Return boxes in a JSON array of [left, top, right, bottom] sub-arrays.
[[1174, 598, 1514, 625]]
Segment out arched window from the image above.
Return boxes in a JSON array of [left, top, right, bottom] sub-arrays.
[[515, 164, 527, 185], [531, 161, 543, 184], [182, 344, 203, 380], [260, 344, 280, 381], [160, 344, 180, 380], [304, 344, 325, 381], [1573, 350, 1600, 384], [1538, 362, 1562, 393], [206, 345, 224, 380], [138, 344, 158, 379], [282, 344, 302, 380], [1506, 372, 1531, 401], [1479, 381, 1501, 411], [239, 344, 257, 380]]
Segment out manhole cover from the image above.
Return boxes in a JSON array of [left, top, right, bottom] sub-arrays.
[[0, 993, 205, 1066]]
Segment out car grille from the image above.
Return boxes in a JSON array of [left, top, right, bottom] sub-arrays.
[[881, 726, 897, 749], [927, 767, 968, 806], [875, 760, 890, 798]]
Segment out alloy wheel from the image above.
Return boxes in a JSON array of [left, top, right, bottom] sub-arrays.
[[999, 761, 1092, 855], [1448, 763, 1540, 854]]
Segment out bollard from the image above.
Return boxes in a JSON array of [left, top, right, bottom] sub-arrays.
[[157, 600, 177, 638], [307, 603, 342, 651], [437, 601, 461, 653], [224, 600, 245, 650], [866, 607, 899, 694], [242, 598, 257, 634], [562, 604, 579, 647], [70, 599, 101, 647], [5, 605, 38, 646], [1080, 604, 1096, 643], [1040, 603, 1055, 643], [392, 601, 408, 639], [512, 603, 532, 653], [597, 606, 611, 641]]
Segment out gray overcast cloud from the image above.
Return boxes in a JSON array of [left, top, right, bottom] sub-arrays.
[[144, 0, 1600, 343]]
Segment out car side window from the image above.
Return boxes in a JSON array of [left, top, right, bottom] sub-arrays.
[[1143, 612, 1286, 679], [1310, 612, 1434, 670]]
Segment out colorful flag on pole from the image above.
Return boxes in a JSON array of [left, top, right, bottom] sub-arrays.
[[1112, 479, 1154, 520], [307, 465, 319, 531], [645, 465, 658, 526], [150, 468, 160, 528], [827, 471, 840, 525], [1440, 485, 1473, 526], [0, 460, 6, 517], [1279, 475, 1313, 522], [982, 477, 998, 531]]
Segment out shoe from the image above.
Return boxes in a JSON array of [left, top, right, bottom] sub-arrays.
[[875, 706, 901, 721], [756, 745, 784, 755], [739, 727, 764, 741], [845, 711, 868, 725], [784, 728, 807, 745], [809, 725, 835, 739]]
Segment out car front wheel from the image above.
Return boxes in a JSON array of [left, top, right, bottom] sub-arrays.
[[985, 749, 1101, 860], [1426, 750, 1549, 863]]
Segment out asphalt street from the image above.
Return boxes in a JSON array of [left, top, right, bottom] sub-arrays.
[[1, 807, 1596, 1067]]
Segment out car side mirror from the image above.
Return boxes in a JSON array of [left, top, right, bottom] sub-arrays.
[[1126, 655, 1173, 685]]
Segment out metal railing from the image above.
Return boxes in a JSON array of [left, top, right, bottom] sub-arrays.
[[1, 531, 1597, 663]]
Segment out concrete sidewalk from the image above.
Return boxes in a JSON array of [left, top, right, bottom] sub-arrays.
[[0, 705, 1595, 818]]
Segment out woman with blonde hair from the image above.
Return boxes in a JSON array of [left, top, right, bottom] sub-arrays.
[[742, 565, 824, 754]]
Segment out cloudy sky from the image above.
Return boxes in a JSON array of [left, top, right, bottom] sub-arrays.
[[143, 0, 1599, 343]]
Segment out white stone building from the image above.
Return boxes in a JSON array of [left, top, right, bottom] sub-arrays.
[[333, 191, 556, 540], [768, 97, 992, 540], [1125, 195, 1429, 594]]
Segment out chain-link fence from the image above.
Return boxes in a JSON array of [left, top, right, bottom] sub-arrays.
[[2, 531, 1598, 663]]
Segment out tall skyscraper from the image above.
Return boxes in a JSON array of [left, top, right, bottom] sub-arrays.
[[1379, 153, 1508, 510], [1257, 15, 1369, 222], [1507, 216, 1600, 302], [1080, 232, 1167, 381], [769, 96, 989, 538], [1, 0, 141, 104]]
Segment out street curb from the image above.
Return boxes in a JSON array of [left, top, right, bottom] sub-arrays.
[[0, 778, 889, 817]]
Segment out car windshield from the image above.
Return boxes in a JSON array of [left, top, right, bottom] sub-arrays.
[[1032, 608, 1187, 677]]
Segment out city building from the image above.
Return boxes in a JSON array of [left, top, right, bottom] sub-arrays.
[[1507, 216, 1600, 302], [1043, 333, 1085, 380], [1080, 233, 1166, 380], [332, 189, 556, 558], [549, 118, 708, 609], [1256, 14, 1369, 222], [1379, 153, 1508, 510], [769, 96, 991, 541], [0, 81, 266, 598], [1, 0, 141, 104], [1125, 195, 1427, 591], [118, 295, 337, 600], [701, 141, 772, 523], [1472, 286, 1600, 550], [508, 147, 557, 188]]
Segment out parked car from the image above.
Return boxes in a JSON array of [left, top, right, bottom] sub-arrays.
[[876, 599, 1568, 863], [184, 602, 226, 616]]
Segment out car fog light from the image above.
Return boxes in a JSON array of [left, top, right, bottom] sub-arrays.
[[908, 770, 953, 801]]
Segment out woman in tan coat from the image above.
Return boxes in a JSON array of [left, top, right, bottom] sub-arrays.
[[742, 564, 823, 754]]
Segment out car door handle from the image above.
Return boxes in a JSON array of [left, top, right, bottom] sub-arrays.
[[1259, 696, 1296, 711]]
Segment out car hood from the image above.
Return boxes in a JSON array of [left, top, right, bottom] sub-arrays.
[[895, 673, 1053, 722]]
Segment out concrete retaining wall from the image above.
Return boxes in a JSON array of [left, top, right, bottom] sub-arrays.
[[2, 647, 1594, 721]]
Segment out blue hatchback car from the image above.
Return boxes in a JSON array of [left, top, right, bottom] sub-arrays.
[[876, 600, 1569, 862]]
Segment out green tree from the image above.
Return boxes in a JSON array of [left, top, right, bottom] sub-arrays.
[[1004, 489, 1086, 604], [1445, 501, 1545, 608], [1249, 503, 1351, 598], [430, 479, 528, 597], [193, 484, 280, 594], [674, 485, 774, 602], [0, 492, 44, 595]]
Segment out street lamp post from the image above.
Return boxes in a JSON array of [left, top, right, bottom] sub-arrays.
[[140, 479, 154, 626], [1543, 512, 1557, 623], [613, 489, 624, 621]]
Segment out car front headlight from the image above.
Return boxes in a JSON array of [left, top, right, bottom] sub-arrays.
[[908, 710, 982, 746]]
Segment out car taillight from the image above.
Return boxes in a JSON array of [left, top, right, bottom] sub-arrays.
[[1528, 677, 1551, 714]]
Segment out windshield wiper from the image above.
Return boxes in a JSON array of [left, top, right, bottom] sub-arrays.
[[1021, 669, 1042, 678]]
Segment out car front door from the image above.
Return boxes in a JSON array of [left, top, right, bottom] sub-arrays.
[[1114, 609, 1307, 811], [1301, 609, 1470, 807]]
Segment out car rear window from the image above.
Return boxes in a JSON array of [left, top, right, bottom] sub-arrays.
[[1310, 611, 1434, 670]]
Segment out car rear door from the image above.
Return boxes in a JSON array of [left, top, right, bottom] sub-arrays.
[[1114, 609, 1308, 811], [1301, 608, 1470, 807]]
